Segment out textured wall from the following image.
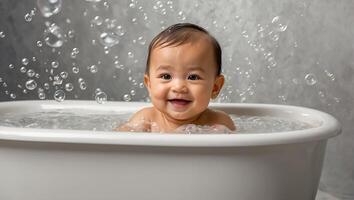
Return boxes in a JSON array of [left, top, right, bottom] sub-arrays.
[[0, 0, 353, 199]]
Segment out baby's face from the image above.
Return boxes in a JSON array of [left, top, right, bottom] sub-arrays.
[[144, 37, 224, 122]]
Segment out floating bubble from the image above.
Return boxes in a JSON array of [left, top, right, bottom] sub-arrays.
[[67, 30, 75, 38], [27, 69, 36, 77], [88, 65, 98, 73], [95, 91, 107, 104], [272, 16, 280, 23], [37, 0, 62, 18], [10, 93, 16, 99], [9, 64, 14, 69], [72, 66, 79, 73], [78, 78, 87, 90], [51, 60, 59, 68], [43, 23, 64, 48], [20, 66, 27, 73], [85, 0, 102, 2], [279, 24, 288, 32], [25, 79, 37, 90], [65, 83, 74, 91], [123, 94, 132, 101], [130, 89, 136, 96], [0, 31, 5, 38], [24, 13, 32, 22], [54, 90, 65, 102], [99, 31, 119, 47], [91, 16, 103, 26], [60, 71, 68, 79], [305, 73, 317, 85], [38, 92, 46, 99], [44, 82, 50, 90], [22, 58, 29, 65], [115, 25, 125, 36], [36, 40, 43, 47], [52, 75, 63, 86]]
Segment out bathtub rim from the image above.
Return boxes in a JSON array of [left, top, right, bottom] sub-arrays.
[[0, 100, 341, 147]]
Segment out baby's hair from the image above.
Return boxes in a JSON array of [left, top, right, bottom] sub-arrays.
[[145, 23, 222, 75]]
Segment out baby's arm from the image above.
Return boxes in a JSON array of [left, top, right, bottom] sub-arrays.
[[114, 108, 151, 132]]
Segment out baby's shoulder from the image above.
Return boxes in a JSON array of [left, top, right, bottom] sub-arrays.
[[129, 107, 155, 121], [204, 109, 236, 131]]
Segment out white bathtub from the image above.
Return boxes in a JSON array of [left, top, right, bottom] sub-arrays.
[[0, 100, 340, 200]]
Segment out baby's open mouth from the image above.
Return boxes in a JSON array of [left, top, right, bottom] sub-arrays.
[[168, 99, 192, 105]]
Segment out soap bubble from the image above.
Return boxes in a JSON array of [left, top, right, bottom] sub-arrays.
[[95, 91, 108, 104], [78, 78, 87, 90], [65, 83, 74, 91], [88, 65, 98, 73], [36, 40, 43, 47], [24, 13, 32, 22], [27, 69, 36, 77], [99, 32, 120, 47], [10, 93, 17, 99], [305, 73, 317, 85], [0, 31, 5, 38], [25, 79, 37, 90], [54, 89, 65, 102], [123, 94, 132, 101], [9, 64, 15, 69], [22, 58, 29, 65], [37, 0, 62, 18], [43, 23, 64, 48], [60, 71, 68, 79], [38, 92, 46, 99], [51, 60, 59, 68], [72, 66, 79, 73]]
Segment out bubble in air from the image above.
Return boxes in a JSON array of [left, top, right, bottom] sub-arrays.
[[24, 13, 32, 22], [44, 82, 50, 90], [123, 94, 132, 101], [115, 25, 125, 36], [54, 90, 65, 102], [88, 65, 98, 73], [10, 93, 17, 99], [25, 79, 37, 90], [51, 60, 59, 68], [70, 48, 79, 58], [67, 30, 75, 38], [65, 83, 74, 91], [9, 64, 15, 69], [305, 73, 317, 85], [60, 71, 68, 79], [22, 58, 29, 65], [99, 32, 119, 47], [27, 69, 36, 77], [43, 23, 64, 48], [272, 16, 279, 23], [78, 78, 87, 90], [36, 40, 43, 47], [0, 31, 5, 38], [95, 91, 108, 104], [72, 66, 79, 73], [37, 0, 62, 18], [38, 92, 46, 99]]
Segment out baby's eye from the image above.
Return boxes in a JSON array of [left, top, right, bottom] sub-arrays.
[[187, 74, 201, 80], [160, 73, 171, 80]]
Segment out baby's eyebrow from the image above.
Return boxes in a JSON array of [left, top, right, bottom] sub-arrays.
[[156, 65, 172, 71], [187, 66, 206, 72]]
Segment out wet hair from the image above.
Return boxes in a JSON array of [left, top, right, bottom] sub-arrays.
[[145, 23, 222, 75]]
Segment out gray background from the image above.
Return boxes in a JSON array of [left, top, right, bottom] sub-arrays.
[[0, 0, 353, 199]]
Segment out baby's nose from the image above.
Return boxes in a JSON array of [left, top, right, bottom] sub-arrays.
[[172, 79, 188, 93]]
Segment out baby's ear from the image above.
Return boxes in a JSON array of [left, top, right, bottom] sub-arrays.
[[144, 74, 151, 92], [211, 75, 225, 99]]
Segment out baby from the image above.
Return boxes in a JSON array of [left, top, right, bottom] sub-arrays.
[[116, 23, 236, 133]]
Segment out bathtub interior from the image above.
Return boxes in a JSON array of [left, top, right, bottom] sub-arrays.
[[0, 0, 352, 199]]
